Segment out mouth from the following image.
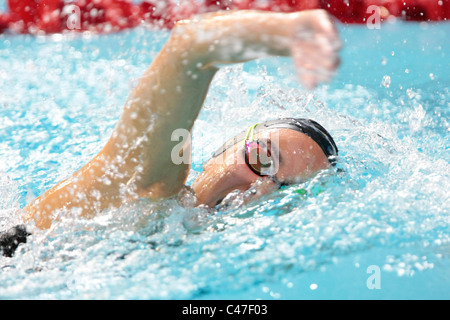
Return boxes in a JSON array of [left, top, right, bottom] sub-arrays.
[[214, 179, 278, 210], [215, 197, 225, 207], [209, 184, 251, 209]]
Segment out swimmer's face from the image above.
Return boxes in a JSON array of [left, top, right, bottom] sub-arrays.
[[192, 128, 330, 207]]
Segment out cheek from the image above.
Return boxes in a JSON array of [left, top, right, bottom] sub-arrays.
[[279, 152, 329, 182]]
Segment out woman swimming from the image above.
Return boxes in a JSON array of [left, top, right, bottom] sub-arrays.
[[1, 9, 341, 256]]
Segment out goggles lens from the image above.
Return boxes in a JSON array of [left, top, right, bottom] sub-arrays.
[[245, 140, 276, 176]]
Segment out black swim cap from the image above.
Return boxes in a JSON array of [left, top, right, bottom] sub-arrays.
[[212, 118, 338, 165]]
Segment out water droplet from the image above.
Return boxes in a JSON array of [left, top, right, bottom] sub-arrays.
[[381, 75, 391, 88], [176, 186, 197, 208], [270, 291, 281, 299]]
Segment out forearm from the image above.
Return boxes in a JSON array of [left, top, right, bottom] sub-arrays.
[[173, 10, 299, 67]]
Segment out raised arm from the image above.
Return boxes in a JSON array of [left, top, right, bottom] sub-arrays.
[[24, 9, 341, 229]]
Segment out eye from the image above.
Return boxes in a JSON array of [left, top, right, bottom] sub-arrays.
[[246, 140, 276, 175], [256, 150, 273, 169]]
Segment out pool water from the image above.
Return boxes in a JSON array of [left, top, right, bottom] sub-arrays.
[[0, 17, 449, 299]]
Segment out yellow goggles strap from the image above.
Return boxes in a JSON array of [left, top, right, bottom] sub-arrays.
[[245, 123, 259, 141]]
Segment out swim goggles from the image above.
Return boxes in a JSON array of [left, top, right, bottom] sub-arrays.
[[244, 123, 280, 182], [213, 118, 338, 165]]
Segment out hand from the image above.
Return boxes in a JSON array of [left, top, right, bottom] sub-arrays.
[[291, 10, 342, 89]]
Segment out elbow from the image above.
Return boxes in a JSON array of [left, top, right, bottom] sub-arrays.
[[166, 18, 219, 69]]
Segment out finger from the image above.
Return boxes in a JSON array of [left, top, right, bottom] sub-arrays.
[[295, 49, 340, 73], [317, 10, 336, 35], [299, 73, 317, 90], [298, 67, 335, 86], [317, 10, 341, 41], [318, 53, 341, 72]]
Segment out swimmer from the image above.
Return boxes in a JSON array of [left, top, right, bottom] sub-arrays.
[[1, 9, 341, 257]]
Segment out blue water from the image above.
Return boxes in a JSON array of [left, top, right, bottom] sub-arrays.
[[0, 17, 449, 299]]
